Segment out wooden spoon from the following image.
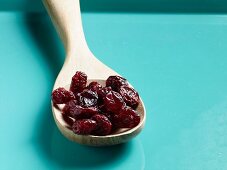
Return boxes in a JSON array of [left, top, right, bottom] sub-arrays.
[[43, 0, 146, 146]]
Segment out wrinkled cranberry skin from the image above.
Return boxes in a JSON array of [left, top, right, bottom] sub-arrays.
[[72, 119, 97, 135], [102, 112, 113, 122], [91, 114, 112, 135], [52, 71, 142, 136], [98, 105, 113, 121], [52, 87, 75, 104], [87, 82, 102, 92], [119, 85, 140, 109], [106, 76, 128, 91], [113, 107, 140, 128], [77, 89, 98, 107], [70, 71, 87, 94], [104, 91, 125, 114], [63, 101, 99, 119], [97, 87, 112, 104], [62, 100, 78, 114]]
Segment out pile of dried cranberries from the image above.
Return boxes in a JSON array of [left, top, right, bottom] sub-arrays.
[[51, 71, 140, 136]]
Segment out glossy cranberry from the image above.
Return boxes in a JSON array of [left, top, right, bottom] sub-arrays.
[[97, 87, 112, 104], [77, 89, 98, 107], [63, 101, 99, 119], [119, 85, 140, 109], [87, 81, 102, 92], [106, 76, 128, 91], [104, 90, 125, 114], [70, 71, 87, 94], [52, 71, 142, 136], [51, 87, 75, 104], [91, 114, 112, 135], [72, 119, 97, 135], [113, 106, 140, 128]]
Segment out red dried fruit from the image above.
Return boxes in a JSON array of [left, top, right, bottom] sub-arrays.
[[97, 87, 112, 104], [104, 90, 125, 114], [77, 89, 98, 107], [63, 100, 99, 119], [62, 114, 74, 128], [106, 76, 128, 91], [72, 119, 97, 135], [102, 112, 113, 122], [98, 105, 114, 121], [51, 87, 75, 104], [119, 85, 140, 109], [70, 71, 87, 94], [62, 100, 78, 114], [113, 106, 140, 128], [91, 114, 112, 135], [87, 81, 102, 92], [52, 70, 142, 136]]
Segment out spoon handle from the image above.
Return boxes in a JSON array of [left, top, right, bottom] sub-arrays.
[[43, 0, 87, 55]]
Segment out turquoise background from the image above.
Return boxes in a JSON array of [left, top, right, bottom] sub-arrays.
[[1, 0, 227, 13], [1, 1, 227, 170]]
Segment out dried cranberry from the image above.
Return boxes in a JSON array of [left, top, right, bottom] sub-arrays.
[[72, 119, 97, 135], [97, 104, 113, 121], [62, 114, 74, 128], [62, 100, 78, 114], [104, 90, 125, 114], [51, 87, 75, 104], [52, 71, 142, 136], [70, 71, 87, 94], [77, 89, 98, 107], [97, 87, 112, 104], [63, 101, 99, 119], [87, 81, 102, 92], [102, 112, 113, 122], [119, 85, 140, 109], [91, 114, 112, 135], [113, 106, 140, 128], [106, 76, 128, 91]]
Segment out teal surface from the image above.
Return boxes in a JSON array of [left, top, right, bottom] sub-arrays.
[[1, 12, 227, 170], [1, 0, 227, 13]]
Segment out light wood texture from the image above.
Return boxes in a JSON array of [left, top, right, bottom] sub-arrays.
[[43, 0, 146, 146]]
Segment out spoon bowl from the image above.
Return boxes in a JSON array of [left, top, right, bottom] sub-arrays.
[[43, 0, 146, 146], [53, 80, 146, 146]]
